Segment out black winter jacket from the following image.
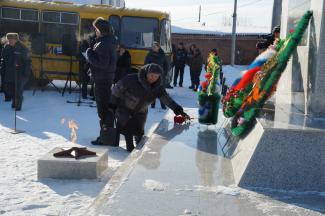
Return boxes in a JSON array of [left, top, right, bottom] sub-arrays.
[[189, 52, 203, 73], [144, 49, 168, 73], [175, 48, 187, 67], [0, 42, 31, 84], [86, 35, 117, 81], [111, 65, 183, 134]]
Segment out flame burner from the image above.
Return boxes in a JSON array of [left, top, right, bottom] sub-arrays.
[[53, 147, 96, 159]]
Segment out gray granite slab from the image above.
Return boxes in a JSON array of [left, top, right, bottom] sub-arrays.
[[38, 147, 108, 179]]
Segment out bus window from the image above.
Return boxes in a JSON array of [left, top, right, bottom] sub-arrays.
[[0, 7, 39, 40], [80, 19, 95, 40], [41, 11, 79, 44], [160, 19, 172, 53], [109, 15, 120, 41], [1, 7, 20, 20], [120, 17, 158, 49], [61, 12, 79, 25], [21, 9, 39, 21]]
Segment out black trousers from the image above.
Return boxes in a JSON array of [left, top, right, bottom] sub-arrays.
[[193, 70, 201, 88], [151, 99, 166, 109], [173, 65, 185, 85], [115, 125, 143, 152], [189, 68, 195, 86], [94, 80, 114, 130]]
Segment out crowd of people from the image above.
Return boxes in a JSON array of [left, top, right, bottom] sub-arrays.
[[0, 17, 190, 152], [1, 16, 276, 152]]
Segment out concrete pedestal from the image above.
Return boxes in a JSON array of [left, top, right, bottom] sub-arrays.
[[37, 147, 108, 179], [230, 107, 325, 191]]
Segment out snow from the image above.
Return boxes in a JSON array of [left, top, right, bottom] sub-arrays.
[[1, 65, 233, 215], [183, 209, 192, 215], [143, 179, 169, 192], [222, 65, 247, 86], [193, 185, 240, 196], [175, 185, 240, 196]]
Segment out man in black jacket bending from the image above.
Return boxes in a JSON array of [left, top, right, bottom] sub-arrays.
[[110, 63, 190, 152], [86, 17, 117, 145]]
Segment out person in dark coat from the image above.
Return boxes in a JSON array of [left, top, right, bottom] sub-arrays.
[[110, 63, 190, 152], [114, 44, 131, 84], [256, 25, 280, 51], [86, 17, 117, 145], [189, 48, 203, 91], [187, 44, 196, 89], [145, 42, 168, 109], [0, 33, 31, 110], [173, 42, 187, 87]]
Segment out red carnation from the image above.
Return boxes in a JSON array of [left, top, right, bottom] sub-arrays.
[[205, 73, 212, 80], [201, 81, 209, 89]]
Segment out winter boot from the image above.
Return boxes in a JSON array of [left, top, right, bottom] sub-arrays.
[[125, 134, 135, 152], [135, 135, 143, 145], [91, 137, 106, 145]]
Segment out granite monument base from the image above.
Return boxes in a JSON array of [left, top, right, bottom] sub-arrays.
[[37, 147, 108, 179], [229, 108, 325, 191]]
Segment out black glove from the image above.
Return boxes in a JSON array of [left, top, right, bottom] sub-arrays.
[[180, 110, 190, 120]]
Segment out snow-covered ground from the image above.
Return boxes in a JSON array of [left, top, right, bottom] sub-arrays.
[[0, 65, 245, 215]]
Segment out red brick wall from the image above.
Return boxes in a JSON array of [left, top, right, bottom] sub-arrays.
[[171, 34, 260, 65]]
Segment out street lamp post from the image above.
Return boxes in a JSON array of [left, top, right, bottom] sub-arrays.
[[231, 0, 237, 66]]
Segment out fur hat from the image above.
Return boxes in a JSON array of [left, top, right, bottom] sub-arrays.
[[6, 33, 19, 40], [146, 63, 163, 75], [93, 17, 111, 35]]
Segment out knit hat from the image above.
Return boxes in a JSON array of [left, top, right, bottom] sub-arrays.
[[93, 17, 111, 35], [6, 33, 19, 40], [146, 63, 163, 75]]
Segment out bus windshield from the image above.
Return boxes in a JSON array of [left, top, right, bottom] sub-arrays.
[[120, 16, 158, 49]]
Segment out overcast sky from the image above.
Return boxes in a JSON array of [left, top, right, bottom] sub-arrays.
[[126, 0, 274, 33]]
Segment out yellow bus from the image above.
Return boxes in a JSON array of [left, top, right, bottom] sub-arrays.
[[0, 0, 172, 84]]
